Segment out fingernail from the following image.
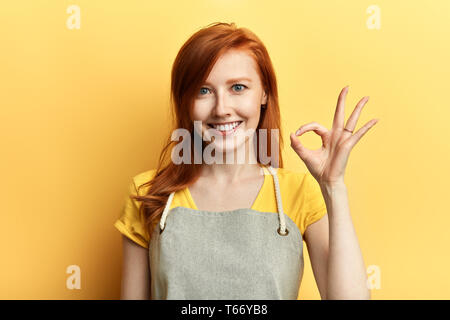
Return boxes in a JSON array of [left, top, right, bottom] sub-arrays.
[[295, 129, 300, 135]]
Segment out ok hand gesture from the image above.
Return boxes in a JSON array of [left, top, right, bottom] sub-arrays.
[[290, 86, 379, 186]]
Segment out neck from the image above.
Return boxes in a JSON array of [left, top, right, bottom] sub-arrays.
[[199, 162, 265, 183]]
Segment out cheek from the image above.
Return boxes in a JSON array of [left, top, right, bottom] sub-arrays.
[[191, 103, 210, 121], [239, 103, 261, 123]]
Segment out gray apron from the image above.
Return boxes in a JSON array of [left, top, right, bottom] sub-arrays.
[[148, 165, 304, 299]]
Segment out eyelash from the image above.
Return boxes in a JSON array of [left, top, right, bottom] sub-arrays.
[[199, 84, 248, 95]]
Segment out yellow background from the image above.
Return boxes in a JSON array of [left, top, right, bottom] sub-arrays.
[[1, 0, 449, 299]]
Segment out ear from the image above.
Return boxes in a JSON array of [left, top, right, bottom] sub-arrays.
[[261, 90, 268, 105]]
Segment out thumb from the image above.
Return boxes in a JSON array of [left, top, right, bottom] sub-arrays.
[[290, 132, 307, 158]]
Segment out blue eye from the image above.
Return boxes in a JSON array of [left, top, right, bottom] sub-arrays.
[[199, 84, 247, 96], [233, 84, 247, 92], [199, 87, 210, 95]]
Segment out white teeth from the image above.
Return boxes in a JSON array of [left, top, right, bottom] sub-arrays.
[[210, 121, 241, 131]]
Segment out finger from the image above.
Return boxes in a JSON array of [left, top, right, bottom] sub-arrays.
[[290, 132, 312, 161], [343, 96, 370, 136], [294, 121, 330, 147], [332, 86, 349, 132], [295, 121, 328, 137], [346, 119, 379, 149]]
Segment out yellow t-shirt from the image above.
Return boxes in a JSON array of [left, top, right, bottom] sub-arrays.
[[114, 167, 327, 249]]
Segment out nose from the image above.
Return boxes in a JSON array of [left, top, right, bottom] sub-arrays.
[[212, 91, 232, 118]]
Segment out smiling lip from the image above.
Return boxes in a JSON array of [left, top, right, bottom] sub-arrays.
[[207, 121, 243, 136], [207, 121, 243, 125]]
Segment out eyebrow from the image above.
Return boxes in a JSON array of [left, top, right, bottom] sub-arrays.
[[203, 77, 253, 86]]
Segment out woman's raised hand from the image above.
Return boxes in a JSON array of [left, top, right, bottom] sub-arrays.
[[289, 86, 379, 186]]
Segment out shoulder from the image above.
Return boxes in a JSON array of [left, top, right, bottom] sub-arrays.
[[130, 168, 158, 196], [273, 167, 309, 189], [274, 167, 321, 200], [273, 167, 326, 238], [272, 167, 321, 213], [271, 167, 311, 212]]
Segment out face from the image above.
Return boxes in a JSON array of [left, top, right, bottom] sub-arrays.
[[191, 49, 268, 160]]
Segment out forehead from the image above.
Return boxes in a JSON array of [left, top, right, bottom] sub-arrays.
[[204, 49, 260, 84]]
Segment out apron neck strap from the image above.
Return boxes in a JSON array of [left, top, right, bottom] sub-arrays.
[[265, 165, 288, 236], [160, 191, 175, 232]]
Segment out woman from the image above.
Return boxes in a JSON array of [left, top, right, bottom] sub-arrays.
[[114, 22, 378, 300]]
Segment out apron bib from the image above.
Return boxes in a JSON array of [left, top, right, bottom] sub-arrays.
[[148, 166, 304, 299]]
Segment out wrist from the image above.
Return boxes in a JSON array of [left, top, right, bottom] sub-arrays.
[[319, 180, 347, 195]]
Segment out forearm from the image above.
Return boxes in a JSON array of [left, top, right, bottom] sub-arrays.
[[320, 182, 370, 300]]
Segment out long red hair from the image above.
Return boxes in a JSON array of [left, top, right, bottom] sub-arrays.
[[131, 22, 284, 237]]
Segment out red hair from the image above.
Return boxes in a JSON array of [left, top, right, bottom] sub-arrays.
[[131, 22, 284, 237]]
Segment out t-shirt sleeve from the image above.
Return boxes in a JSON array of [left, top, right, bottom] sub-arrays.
[[299, 172, 328, 236], [114, 177, 150, 249]]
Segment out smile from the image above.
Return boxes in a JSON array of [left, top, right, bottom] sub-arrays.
[[206, 121, 243, 136]]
